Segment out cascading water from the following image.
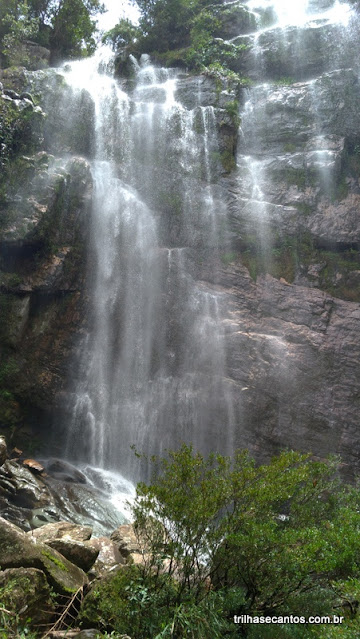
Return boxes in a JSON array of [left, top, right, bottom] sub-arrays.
[[44, 0, 357, 498], [236, 0, 354, 275], [246, 0, 351, 28], [61, 50, 235, 480], [1, 0, 359, 537]]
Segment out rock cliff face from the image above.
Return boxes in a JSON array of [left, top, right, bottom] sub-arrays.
[[216, 1, 360, 476], [0, 0, 360, 478], [0, 70, 92, 448]]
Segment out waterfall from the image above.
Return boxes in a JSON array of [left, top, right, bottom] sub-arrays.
[[61, 50, 234, 479], [44, 0, 358, 488], [236, 0, 354, 278]]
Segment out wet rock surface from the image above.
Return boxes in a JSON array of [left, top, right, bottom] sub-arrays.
[[210, 266, 360, 477], [0, 55, 94, 451], [41, 475, 129, 537], [238, 70, 360, 157], [0, 460, 54, 529], [45, 459, 88, 484], [0, 0, 359, 504], [0, 452, 129, 534], [195, 4, 360, 478]]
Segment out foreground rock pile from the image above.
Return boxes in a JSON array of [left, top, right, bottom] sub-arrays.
[[0, 515, 139, 637], [0, 438, 137, 636]]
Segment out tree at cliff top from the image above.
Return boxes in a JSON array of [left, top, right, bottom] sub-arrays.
[[36, 0, 105, 60], [0, 1, 38, 66], [0, 0, 105, 65], [103, 0, 247, 74], [136, 0, 210, 52], [80, 446, 360, 638]]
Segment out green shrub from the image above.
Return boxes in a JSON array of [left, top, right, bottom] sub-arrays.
[[0, 603, 38, 639], [0, 0, 104, 65], [132, 446, 360, 625], [80, 565, 177, 637]]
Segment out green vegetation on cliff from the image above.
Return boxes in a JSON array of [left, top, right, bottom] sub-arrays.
[[0, 96, 43, 173], [104, 0, 250, 78], [0, 0, 104, 65]]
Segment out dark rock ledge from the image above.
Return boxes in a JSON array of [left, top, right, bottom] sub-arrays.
[[0, 442, 140, 637]]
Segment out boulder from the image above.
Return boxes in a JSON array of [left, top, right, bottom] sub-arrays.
[[23, 41, 50, 70], [114, 51, 139, 79], [0, 516, 88, 594], [0, 567, 55, 625], [46, 539, 99, 572], [30, 477, 128, 537], [0, 460, 53, 511], [45, 458, 87, 484], [87, 536, 125, 576], [27, 520, 97, 571], [28, 520, 92, 543], [110, 524, 142, 560], [0, 66, 28, 93], [217, 3, 256, 39]]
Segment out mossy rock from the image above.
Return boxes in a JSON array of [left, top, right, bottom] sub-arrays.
[[0, 516, 88, 595], [0, 567, 55, 625], [47, 538, 99, 572], [0, 67, 28, 94]]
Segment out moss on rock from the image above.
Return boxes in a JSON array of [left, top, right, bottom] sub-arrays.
[[0, 516, 88, 595]]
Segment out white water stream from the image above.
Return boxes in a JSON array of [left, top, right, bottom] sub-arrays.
[[247, 0, 351, 27], [237, 0, 354, 263], [46, 0, 355, 518], [60, 49, 234, 484]]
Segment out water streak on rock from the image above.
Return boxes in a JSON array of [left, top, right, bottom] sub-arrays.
[[62, 50, 234, 479]]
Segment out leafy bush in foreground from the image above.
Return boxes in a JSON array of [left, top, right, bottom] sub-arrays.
[[79, 446, 360, 638]]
